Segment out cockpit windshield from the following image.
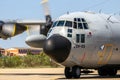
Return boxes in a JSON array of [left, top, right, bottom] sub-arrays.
[[52, 18, 89, 29], [52, 21, 58, 27], [57, 20, 65, 26], [52, 20, 72, 27]]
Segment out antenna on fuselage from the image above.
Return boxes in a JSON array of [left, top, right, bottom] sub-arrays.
[[107, 16, 112, 20], [99, 9, 102, 13], [67, 11, 69, 15]]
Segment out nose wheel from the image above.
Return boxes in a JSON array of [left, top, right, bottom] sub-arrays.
[[65, 66, 81, 79]]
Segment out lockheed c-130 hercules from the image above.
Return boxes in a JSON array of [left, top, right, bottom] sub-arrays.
[[0, 0, 120, 79]]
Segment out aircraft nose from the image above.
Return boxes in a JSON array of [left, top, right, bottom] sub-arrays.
[[43, 34, 71, 63]]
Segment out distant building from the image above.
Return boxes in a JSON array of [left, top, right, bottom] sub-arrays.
[[4, 47, 42, 56]]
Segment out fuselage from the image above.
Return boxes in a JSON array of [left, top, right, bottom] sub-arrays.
[[45, 11, 120, 69]]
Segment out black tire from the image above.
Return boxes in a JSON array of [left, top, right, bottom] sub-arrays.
[[72, 66, 81, 78], [108, 69, 117, 76], [98, 68, 108, 76], [65, 67, 72, 79], [98, 68, 117, 76]]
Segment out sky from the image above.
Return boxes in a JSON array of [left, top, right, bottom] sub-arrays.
[[0, 0, 120, 49]]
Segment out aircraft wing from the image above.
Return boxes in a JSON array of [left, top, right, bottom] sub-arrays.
[[5, 20, 46, 25]]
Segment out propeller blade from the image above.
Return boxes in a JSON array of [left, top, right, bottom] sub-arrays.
[[41, 0, 50, 16], [41, 0, 52, 25]]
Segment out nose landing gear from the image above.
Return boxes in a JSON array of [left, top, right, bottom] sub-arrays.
[[65, 66, 81, 79]]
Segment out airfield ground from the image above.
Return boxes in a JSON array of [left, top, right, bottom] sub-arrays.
[[0, 68, 120, 80]]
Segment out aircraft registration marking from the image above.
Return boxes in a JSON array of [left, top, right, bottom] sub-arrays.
[[74, 44, 85, 48]]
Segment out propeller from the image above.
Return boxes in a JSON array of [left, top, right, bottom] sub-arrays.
[[25, 0, 53, 48], [41, 0, 51, 16], [41, 0, 53, 36]]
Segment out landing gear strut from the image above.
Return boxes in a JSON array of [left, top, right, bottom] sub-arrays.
[[65, 66, 81, 79]]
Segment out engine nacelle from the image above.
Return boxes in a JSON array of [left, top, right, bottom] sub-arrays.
[[25, 34, 46, 48], [0, 23, 27, 39]]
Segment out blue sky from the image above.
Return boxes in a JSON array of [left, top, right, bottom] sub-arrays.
[[0, 0, 120, 48]]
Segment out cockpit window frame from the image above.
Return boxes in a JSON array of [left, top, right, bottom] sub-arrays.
[[78, 18, 81, 22], [74, 18, 89, 29], [81, 18, 86, 22], [56, 20, 65, 26], [52, 21, 58, 27], [78, 23, 83, 29], [73, 22, 77, 29], [83, 23, 88, 29], [52, 18, 89, 29], [65, 21, 72, 27]]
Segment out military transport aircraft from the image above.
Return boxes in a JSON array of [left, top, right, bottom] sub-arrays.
[[1, 0, 120, 79]]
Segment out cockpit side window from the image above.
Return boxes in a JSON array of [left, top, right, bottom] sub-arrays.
[[81, 18, 86, 22], [74, 18, 77, 21], [65, 21, 72, 27], [83, 23, 88, 29], [78, 23, 83, 29], [73, 22, 77, 29], [57, 20, 65, 26], [81, 18, 88, 29], [74, 18, 89, 29], [78, 18, 81, 22]]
